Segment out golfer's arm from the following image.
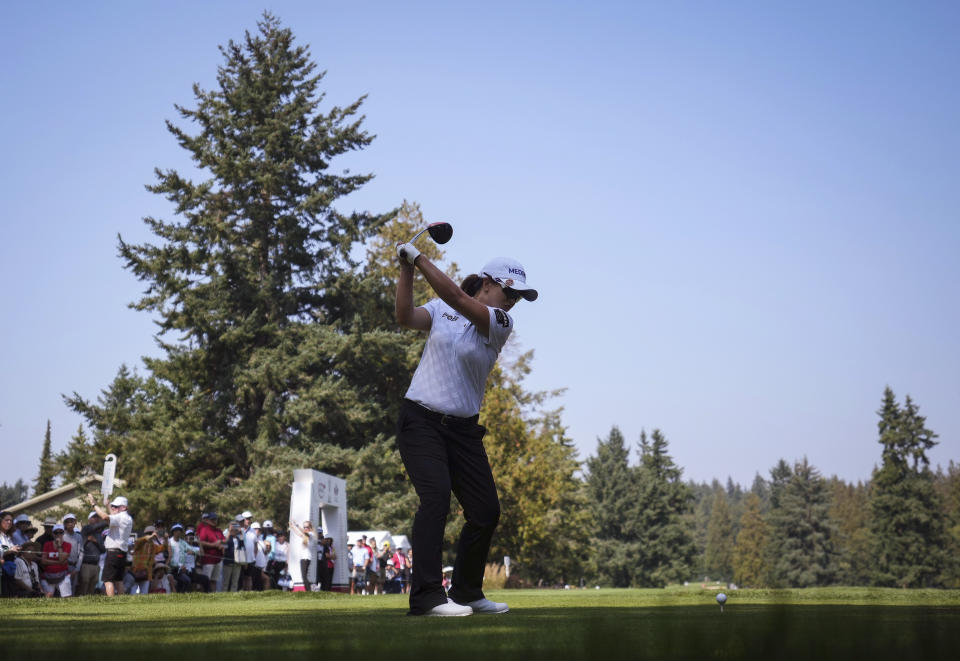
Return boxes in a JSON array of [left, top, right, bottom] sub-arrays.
[[396, 261, 431, 330], [414, 255, 490, 336]]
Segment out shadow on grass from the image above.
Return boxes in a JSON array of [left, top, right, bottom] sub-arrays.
[[4, 604, 959, 660]]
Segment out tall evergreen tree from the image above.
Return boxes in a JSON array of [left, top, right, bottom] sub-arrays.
[[733, 492, 769, 587], [584, 426, 638, 586], [633, 429, 695, 587], [767, 457, 837, 587], [64, 14, 396, 514], [869, 387, 945, 587], [704, 489, 735, 580], [56, 425, 96, 485], [33, 420, 56, 496], [585, 426, 634, 541], [828, 477, 872, 585]]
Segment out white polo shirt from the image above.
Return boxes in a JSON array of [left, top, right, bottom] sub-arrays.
[[104, 510, 134, 551], [404, 298, 513, 417]]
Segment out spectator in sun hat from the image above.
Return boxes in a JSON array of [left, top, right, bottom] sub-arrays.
[[250, 522, 268, 590], [183, 528, 210, 592], [197, 512, 225, 591], [12, 514, 33, 546], [131, 525, 165, 595], [86, 493, 134, 596], [61, 513, 83, 592], [221, 521, 245, 592], [167, 524, 193, 593], [40, 523, 73, 597], [35, 517, 57, 548]]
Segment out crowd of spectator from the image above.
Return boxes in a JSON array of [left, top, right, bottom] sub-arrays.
[[1, 498, 412, 598]]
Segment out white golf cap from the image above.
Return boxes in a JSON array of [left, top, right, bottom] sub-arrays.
[[63, 513, 77, 522], [241, 511, 253, 519], [481, 257, 538, 301], [263, 520, 273, 528], [14, 514, 30, 524], [251, 521, 261, 529], [110, 496, 128, 507], [88, 512, 98, 520], [53, 523, 65, 532]]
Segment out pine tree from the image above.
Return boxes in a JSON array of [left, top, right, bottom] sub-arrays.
[[584, 426, 640, 586], [33, 420, 56, 496], [870, 387, 945, 587], [828, 477, 872, 585], [56, 425, 95, 484], [768, 457, 837, 587], [64, 14, 395, 514], [585, 427, 634, 540], [704, 489, 735, 580], [634, 429, 695, 587], [733, 492, 769, 587]]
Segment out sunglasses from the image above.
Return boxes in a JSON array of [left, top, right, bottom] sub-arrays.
[[54, 531, 65, 535]]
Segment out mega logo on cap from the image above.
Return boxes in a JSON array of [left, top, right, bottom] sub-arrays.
[[507, 267, 525, 279]]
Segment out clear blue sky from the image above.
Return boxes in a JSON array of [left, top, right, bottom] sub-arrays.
[[2, 1, 957, 490]]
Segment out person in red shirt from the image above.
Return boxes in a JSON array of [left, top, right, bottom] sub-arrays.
[[196, 512, 226, 591], [40, 523, 73, 597]]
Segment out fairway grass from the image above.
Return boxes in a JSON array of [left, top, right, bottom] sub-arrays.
[[2, 588, 958, 660]]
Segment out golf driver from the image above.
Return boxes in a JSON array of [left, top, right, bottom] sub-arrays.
[[399, 222, 453, 260]]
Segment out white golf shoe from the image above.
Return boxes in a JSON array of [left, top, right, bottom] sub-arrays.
[[425, 599, 473, 617], [462, 597, 509, 614]]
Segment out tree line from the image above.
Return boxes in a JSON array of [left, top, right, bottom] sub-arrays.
[[9, 14, 957, 589]]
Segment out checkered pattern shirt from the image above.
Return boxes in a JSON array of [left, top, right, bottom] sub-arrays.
[[404, 298, 512, 417]]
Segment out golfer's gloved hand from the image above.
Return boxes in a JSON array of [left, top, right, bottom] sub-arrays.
[[397, 242, 420, 265]]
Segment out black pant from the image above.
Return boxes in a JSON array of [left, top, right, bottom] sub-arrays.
[[397, 399, 500, 614]]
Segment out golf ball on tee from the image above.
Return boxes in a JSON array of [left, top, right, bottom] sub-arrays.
[[716, 592, 727, 605]]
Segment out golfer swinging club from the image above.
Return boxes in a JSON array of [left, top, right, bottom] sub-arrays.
[[394, 239, 537, 616]]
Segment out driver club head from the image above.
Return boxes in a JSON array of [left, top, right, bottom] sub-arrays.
[[426, 222, 453, 244]]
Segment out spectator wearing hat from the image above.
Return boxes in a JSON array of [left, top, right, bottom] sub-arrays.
[[131, 525, 165, 594], [167, 524, 194, 593], [268, 529, 289, 590], [392, 545, 410, 594], [241, 513, 259, 591], [183, 528, 211, 592], [220, 522, 245, 592], [350, 536, 370, 595], [61, 514, 83, 592], [250, 522, 268, 590], [35, 517, 57, 549], [86, 493, 134, 596], [10, 541, 44, 597], [40, 523, 73, 597], [77, 512, 108, 596], [12, 514, 33, 546], [319, 536, 335, 592], [197, 512, 226, 591], [384, 558, 402, 594]]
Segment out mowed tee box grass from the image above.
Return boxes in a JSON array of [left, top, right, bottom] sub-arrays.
[[2, 588, 959, 660]]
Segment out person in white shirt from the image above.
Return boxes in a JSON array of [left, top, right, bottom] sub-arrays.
[[350, 541, 370, 595], [86, 493, 134, 596], [394, 247, 537, 616]]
